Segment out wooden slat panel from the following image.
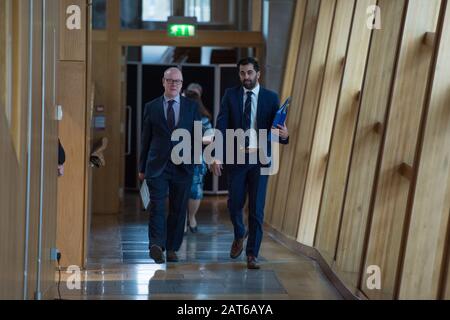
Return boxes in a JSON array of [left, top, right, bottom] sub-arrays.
[[335, 0, 407, 290], [41, 0, 59, 294], [83, 3, 94, 268], [280, 0, 308, 102], [0, 0, 60, 299], [362, 0, 441, 300], [11, 0, 24, 159], [59, 0, 86, 61], [251, 0, 262, 32], [0, 7, 24, 292], [266, 0, 307, 226], [267, 0, 315, 229], [0, 107, 22, 299], [315, 0, 375, 265], [25, 0, 45, 298], [282, 0, 336, 238], [0, 0, 7, 120], [399, 0, 450, 299], [297, 0, 355, 246], [56, 61, 86, 267], [445, 207, 450, 299]]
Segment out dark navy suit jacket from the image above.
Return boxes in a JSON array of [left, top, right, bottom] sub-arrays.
[[140, 96, 202, 179], [216, 85, 289, 167]]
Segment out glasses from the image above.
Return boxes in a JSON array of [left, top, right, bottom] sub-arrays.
[[165, 78, 183, 85]]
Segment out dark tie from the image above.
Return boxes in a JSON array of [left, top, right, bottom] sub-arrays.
[[243, 91, 253, 148], [167, 100, 176, 131]]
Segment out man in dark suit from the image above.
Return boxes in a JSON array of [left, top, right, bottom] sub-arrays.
[[139, 67, 201, 264], [212, 57, 289, 269]]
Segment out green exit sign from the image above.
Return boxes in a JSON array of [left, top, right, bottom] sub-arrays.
[[168, 24, 196, 37]]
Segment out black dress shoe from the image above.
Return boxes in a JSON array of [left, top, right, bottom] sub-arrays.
[[247, 256, 260, 270], [166, 251, 179, 262], [189, 225, 198, 233], [150, 245, 165, 264]]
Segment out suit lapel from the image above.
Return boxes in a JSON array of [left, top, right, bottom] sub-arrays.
[[256, 87, 264, 130], [177, 97, 187, 130], [237, 87, 244, 128], [157, 96, 170, 133]]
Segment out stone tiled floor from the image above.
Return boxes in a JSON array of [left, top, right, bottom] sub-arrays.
[[56, 194, 342, 300]]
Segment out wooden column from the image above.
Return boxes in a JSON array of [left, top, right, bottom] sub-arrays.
[[57, 0, 90, 267], [92, 0, 122, 214]]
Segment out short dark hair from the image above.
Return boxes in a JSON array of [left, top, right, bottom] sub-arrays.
[[237, 57, 260, 73]]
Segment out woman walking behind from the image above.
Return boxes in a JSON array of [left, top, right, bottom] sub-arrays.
[[184, 83, 213, 233]]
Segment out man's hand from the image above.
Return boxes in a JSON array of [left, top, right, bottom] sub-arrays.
[[271, 124, 289, 140], [138, 173, 145, 181], [210, 160, 223, 177]]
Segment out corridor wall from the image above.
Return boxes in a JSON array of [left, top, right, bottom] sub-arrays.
[[56, 0, 93, 268], [0, 0, 60, 299], [266, 0, 450, 299]]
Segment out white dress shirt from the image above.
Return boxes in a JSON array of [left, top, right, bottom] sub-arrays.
[[243, 84, 260, 149]]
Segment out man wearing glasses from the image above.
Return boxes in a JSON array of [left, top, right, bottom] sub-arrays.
[[139, 67, 202, 264]]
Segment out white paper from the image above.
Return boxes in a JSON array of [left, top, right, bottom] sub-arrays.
[[140, 180, 150, 210]]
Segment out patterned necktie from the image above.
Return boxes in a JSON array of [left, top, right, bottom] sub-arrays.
[[167, 100, 176, 131], [244, 91, 253, 148]]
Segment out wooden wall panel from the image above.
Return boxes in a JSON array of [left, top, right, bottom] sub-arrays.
[[315, 0, 375, 265], [91, 43, 122, 214], [335, 0, 407, 290], [398, 0, 450, 299], [91, 0, 122, 214], [445, 213, 450, 299], [24, 0, 60, 298], [25, 0, 44, 298], [267, 0, 315, 230], [0, 108, 23, 300], [6, 0, 60, 299], [0, 0, 7, 116], [56, 62, 86, 267], [280, 0, 308, 102], [281, 0, 336, 238], [251, 0, 262, 32], [362, 0, 441, 300], [267, 0, 450, 299], [84, 3, 94, 269], [11, 0, 25, 158], [56, 0, 91, 267], [266, 0, 307, 226], [297, 0, 355, 246], [41, 0, 59, 293], [0, 77, 23, 300], [0, 0, 59, 299], [59, 0, 86, 61]]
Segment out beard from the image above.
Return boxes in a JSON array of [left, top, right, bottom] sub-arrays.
[[242, 78, 257, 90]]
